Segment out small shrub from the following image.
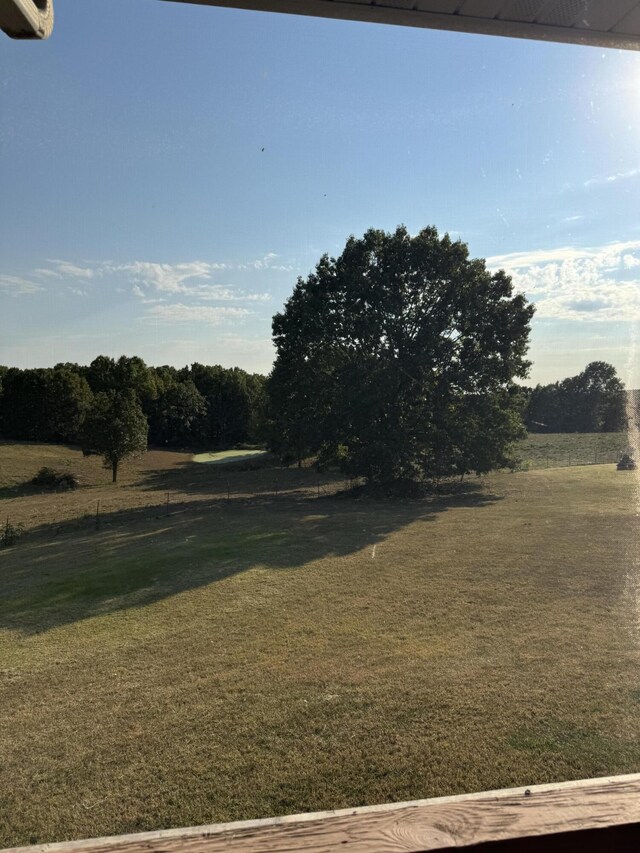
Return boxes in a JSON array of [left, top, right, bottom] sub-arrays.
[[31, 467, 80, 491], [1, 519, 24, 547], [507, 456, 530, 473]]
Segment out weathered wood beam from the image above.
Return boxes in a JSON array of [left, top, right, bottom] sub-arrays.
[[4, 773, 640, 853], [0, 0, 53, 39]]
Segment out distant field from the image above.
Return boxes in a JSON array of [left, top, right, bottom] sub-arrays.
[[516, 432, 627, 469], [1, 438, 639, 846]]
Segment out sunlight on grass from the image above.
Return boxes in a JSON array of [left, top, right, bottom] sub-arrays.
[[1, 453, 640, 845], [192, 450, 267, 464]]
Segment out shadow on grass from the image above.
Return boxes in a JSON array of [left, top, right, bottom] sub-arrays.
[[136, 453, 326, 500], [0, 483, 35, 501], [0, 482, 502, 636]]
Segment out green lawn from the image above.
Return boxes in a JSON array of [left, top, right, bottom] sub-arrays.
[[1, 445, 639, 846], [516, 432, 627, 469]]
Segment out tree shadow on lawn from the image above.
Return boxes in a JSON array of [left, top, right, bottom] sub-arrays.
[[135, 454, 340, 500], [0, 483, 503, 636], [0, 483, 36, 501]]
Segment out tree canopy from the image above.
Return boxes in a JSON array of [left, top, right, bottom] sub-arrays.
[[81, 390, 148, 482], [524, 361, 626, 433], [268, 225, 534, 483], [0, 358, 267, 452]]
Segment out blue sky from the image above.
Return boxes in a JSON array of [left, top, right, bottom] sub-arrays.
[[1, 0, 639, 386]]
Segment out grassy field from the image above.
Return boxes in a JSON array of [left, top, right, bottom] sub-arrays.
[[517, 432, 627, 469], [1, 437, 639, 846]]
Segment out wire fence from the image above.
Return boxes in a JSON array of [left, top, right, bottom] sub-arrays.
[[1, 474, 360, 545], [1, 452, 634, 547]]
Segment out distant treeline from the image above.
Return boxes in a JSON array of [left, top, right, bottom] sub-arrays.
[[522, 362, 628, 434], [0, 357, 267, 448], [0, 357, 631, 453]]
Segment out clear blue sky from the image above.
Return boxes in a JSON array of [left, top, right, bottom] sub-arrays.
[[1, 0, 639, 386]]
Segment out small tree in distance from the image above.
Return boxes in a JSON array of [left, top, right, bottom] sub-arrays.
[[82, 389, 148, 483]]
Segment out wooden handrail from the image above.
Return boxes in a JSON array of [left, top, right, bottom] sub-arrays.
[[5, 773, 640, 853]]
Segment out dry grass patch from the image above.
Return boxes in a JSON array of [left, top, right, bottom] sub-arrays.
[[1, 444, 639, 846]]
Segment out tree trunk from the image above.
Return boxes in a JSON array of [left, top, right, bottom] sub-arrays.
[[112, 460, 118, 483]]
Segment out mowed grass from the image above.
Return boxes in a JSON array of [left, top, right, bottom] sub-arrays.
[[517, 432, 627, 469], [1, 439, 640, 846]]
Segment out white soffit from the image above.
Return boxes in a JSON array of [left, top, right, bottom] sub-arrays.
[[167, 0, 640, 49]]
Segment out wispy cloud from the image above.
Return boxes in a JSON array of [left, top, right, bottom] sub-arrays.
[[116, 260, 273, 300], [489, 240, 640, 322], [11, 256, 284, 302], [195, 286, 270, 302], [0, 274, 42, 295], [487, 240, 640, 271], [114, 261, 216, 294], [146, 304, 252, 324], [583, 167, 640, 189], [559, 214, 584, 225], [37, 260, 97, 280]]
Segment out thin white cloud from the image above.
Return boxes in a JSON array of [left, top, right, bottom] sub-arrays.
[[33, 267, 63, 279], [3, 255, 281, 303], [146, 304, 252, 325], [195, 285, 270, 302], [488, 240, 640, 322], [0, 274, 42, 295], [559, 215, 584, 225], [583, 167, 640, 189], [47, 260, 96, 279], [113, 255, 287, 291], [115, 260, 214, 293], [487, 240, 640, 270]]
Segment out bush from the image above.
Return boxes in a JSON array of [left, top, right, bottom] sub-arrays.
[[1, 519, 24, 547], [31, 467, 79, 491]]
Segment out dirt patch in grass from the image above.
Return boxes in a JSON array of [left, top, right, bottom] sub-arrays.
[[1, 442, 639, 845]]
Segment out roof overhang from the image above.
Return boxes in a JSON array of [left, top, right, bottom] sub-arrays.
[[167, 0, 640, 50], [3, 1, 640, 49]]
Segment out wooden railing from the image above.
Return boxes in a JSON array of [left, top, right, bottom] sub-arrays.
[[4, 773, 640, 853]]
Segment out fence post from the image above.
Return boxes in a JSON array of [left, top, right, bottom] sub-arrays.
[[317, 480, 320, 499], [227, 480, 230, 504], [166, 492, 170, 516], [95, 500, 100, 530]]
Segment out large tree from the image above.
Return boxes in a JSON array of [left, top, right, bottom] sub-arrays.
[[82, 390, 148, 482], [269, 225, 534, 483]]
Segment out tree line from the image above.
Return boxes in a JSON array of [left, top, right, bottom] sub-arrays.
[[0, 357, 267, 461], [522, 361, 627, 434]]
